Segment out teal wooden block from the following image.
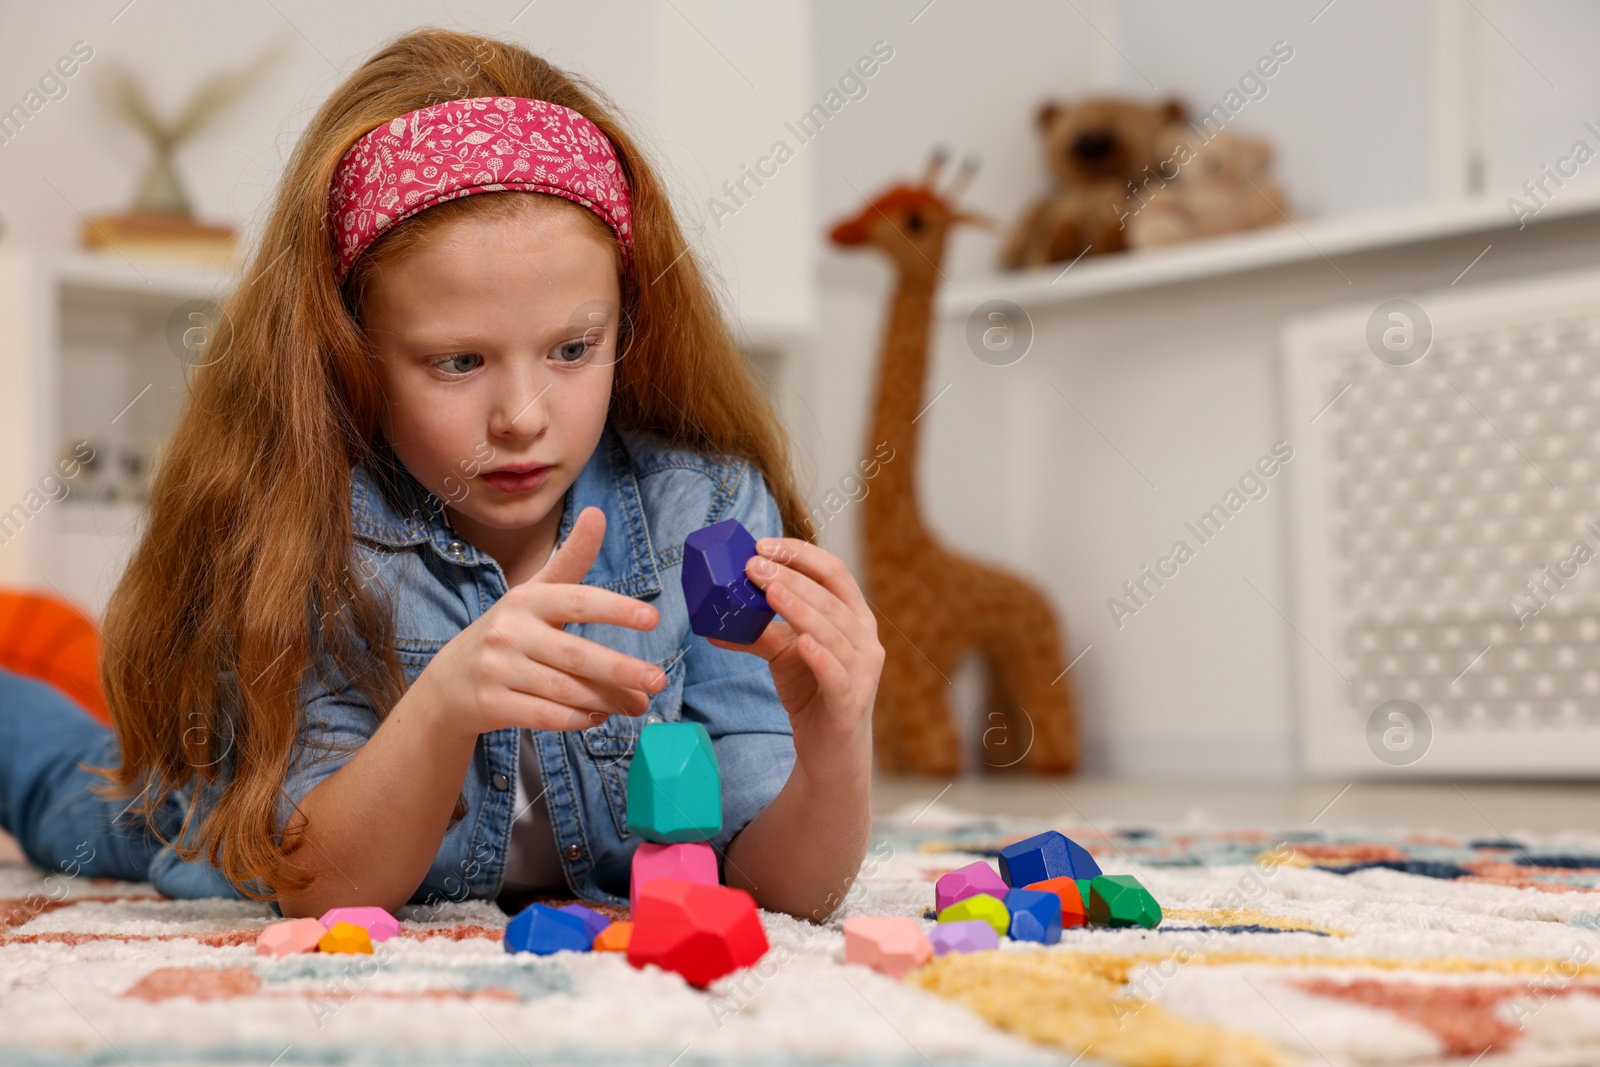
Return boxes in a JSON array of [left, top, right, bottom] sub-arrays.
[[626, 721, 722, 843]]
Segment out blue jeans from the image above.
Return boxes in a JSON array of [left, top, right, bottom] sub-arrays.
[[0, 667, 247, 899]]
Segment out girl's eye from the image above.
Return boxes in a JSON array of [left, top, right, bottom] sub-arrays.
[[434, 353, 483, 375], [553, 339, 594, 364]]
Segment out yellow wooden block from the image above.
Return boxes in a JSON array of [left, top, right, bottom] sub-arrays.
[[937, 893, 1009, 937], [593, 920, 633, 953], [318, 920, 374, 954]]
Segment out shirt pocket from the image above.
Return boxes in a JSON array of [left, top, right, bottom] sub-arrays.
[[392, 636, 446, 681], [575, 644, 689, 840]]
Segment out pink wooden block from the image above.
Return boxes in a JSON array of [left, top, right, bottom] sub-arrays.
[[630, 841, 718, 901], [256, 917, 327, 958], [934, 860, 1007, 913], [319, 906, 402, 942], [843, 916, 934, 980]]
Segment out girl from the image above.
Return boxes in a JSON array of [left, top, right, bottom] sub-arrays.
[[0, 28, 881, 922]]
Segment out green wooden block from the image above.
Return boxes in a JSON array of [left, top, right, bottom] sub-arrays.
[[1086, 874, 1162, 929], [1075, 879, 1094, 906], [626, 722, 722, 843], [936, 893, 1009, 938]]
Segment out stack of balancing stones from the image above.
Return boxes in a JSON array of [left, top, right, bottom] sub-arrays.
[[932, 830, 1162, 951], [503, 720, 770, 989], [502, 518, 781, 985]]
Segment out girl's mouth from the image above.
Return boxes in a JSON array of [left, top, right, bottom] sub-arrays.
[[481, 465, 553, 494]]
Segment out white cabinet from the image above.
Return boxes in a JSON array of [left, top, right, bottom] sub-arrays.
[[0, 248, 235, 618]]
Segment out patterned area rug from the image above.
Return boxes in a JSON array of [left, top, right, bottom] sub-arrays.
[[6, 804, 1600, 1066]]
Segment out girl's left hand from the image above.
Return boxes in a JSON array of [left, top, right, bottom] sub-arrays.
[[705, 537, 882, 777]]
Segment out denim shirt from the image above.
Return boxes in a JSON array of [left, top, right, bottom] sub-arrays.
[[145, 422, 796, 912]]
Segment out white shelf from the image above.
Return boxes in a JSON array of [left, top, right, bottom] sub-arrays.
[[0, 245, 235, 608], [906, 182, 1600, 317], [46, 248, 238, 303]]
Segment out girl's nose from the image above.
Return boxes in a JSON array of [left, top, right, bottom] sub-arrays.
[[490, 375, 552, 439]]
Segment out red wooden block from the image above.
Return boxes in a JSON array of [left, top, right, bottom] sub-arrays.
[[627, 879, 768, 988]]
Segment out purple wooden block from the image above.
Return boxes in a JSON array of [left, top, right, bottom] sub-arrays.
[[682, 519, 774, 645], [935, 860, 1008, 912], [557, 904, 611, 945], [930, 919, 1000, 955]]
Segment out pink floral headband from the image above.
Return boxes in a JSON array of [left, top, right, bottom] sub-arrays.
[[328, 96, 634, 282]]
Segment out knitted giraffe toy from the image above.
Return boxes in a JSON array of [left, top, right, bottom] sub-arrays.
[[828, 149, 1080, 775]]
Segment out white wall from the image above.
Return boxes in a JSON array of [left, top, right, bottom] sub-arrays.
[[0, 0, 812, 334], [1106, 0, 1427, 217]]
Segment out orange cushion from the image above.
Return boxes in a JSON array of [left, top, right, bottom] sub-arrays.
[[0, 588, 111, 725]]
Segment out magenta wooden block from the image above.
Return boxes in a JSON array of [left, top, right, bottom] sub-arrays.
[[935, 860, 1007, 912], [630, 841, 718, 901], [928, 919, 1000, 955], [319, 906, 402, 942], [256, 917, 327, 958]]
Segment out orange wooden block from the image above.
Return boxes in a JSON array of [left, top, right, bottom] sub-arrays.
[[1025, 876, 1089, 929], [318, 920, 373, 955], [593, 920, 633, 953]]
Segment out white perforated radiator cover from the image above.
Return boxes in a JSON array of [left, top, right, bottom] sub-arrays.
[[1283, 266, 1600, 776]]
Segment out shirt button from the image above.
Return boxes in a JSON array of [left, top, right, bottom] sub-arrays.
[[446, 539, 468, 560], [562, 844, 584, 863], [490, 772, 510, 791]]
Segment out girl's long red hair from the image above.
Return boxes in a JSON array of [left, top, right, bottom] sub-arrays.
[[91, 28, 810, 901]]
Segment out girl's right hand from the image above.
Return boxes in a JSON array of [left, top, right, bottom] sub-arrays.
[[415, 506, 666, 737]]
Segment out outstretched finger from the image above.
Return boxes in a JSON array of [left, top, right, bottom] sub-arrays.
[[529, 506, 607, 587]]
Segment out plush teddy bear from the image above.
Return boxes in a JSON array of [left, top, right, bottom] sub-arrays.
[[1124, 126, 1288, 249], [999, 96, 1186, 270]]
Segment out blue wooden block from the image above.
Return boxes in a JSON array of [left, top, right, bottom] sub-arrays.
[[1004, 887, 1062, 945], [682, 519, 774, 645], [998, 830, 1102, 887], [557, 903, 611, 945], [504, 903, 593, 955]]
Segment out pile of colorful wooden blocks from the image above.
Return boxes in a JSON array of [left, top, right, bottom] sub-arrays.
[[502, 719, 769, 988], [255, 906, 404, 957], [840, 830, 1163, 980]]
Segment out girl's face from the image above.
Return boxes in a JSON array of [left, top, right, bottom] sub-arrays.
[[363, 199, 621, 564]]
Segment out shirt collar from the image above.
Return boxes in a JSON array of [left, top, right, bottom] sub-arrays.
[[349, 423, 662, 597]]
